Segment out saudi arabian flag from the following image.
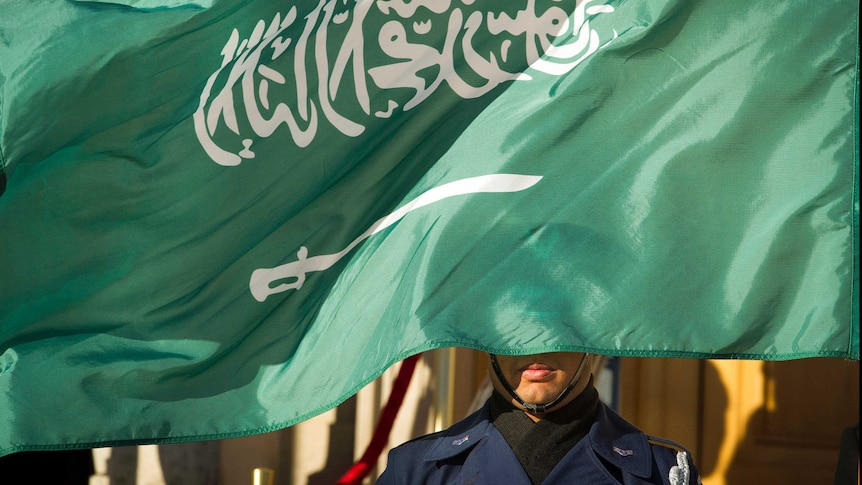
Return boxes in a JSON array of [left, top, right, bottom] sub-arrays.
[[0, 0, 857, 455]]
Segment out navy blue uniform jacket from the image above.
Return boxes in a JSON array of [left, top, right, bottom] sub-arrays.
[[378, 400, 699, 484]]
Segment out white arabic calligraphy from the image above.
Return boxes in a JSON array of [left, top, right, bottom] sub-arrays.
[[193, 0, 616, 165], [249, 173, 542, 302]]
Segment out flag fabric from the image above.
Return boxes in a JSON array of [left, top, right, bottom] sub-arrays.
[[0, 0, 858, 455]]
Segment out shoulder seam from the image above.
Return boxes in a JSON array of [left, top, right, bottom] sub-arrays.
[[647, 436, 691, 455]]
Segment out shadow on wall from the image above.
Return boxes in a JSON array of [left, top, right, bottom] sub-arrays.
[[723, 359, 858, 485], [93, 442, 218, 485], [697, 359, 859, 485]]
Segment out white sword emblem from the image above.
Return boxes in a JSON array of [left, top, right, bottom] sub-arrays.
[[249, 173, 542, 302]]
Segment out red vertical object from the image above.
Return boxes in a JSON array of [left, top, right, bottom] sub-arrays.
[[335, 354, 422, 485]]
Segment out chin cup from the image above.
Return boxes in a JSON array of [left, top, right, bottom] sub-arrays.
[[489, 353, 591, 414]]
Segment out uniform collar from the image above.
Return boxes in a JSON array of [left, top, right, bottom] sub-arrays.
[[422, 400, 654, 480], [423, 406, 491, 462], [586, 403, 653, 478]]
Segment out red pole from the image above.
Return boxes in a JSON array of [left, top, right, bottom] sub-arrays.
[[335, 354, 421, 485]]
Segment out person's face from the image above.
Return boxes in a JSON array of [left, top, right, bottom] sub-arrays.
[[489, 352, 592, 418]]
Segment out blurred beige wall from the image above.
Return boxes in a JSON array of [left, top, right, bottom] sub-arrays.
[[90, 349, 479, 485]]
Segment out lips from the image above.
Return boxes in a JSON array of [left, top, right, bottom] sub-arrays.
[[519, 363, 556, 381]]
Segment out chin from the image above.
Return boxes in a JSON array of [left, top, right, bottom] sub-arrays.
[[519, 391, 562, 405]]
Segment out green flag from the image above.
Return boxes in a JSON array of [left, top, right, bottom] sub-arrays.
[[0, 0, 857, 455]]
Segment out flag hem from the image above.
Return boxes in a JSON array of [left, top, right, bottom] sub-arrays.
[[1, 342, 856, 457]]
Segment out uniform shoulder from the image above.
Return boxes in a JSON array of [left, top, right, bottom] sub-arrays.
[[647, 436, 701, 485], [387, 405, 489, 457], [378, 431, 448, 484], [378, 408, 491, 485], [388, 429, 446, 453], [647, 436, 693, 456]]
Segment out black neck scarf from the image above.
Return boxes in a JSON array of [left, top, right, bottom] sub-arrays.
[[488, 377, 600, 485]]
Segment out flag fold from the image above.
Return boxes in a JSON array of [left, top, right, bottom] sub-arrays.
[[0, 0, 858, 455]]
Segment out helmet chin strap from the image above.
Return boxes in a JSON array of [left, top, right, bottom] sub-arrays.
[[489, 353, 591, 414]]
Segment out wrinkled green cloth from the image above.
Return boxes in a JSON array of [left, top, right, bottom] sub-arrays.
[[0, 0, 857, 456]]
